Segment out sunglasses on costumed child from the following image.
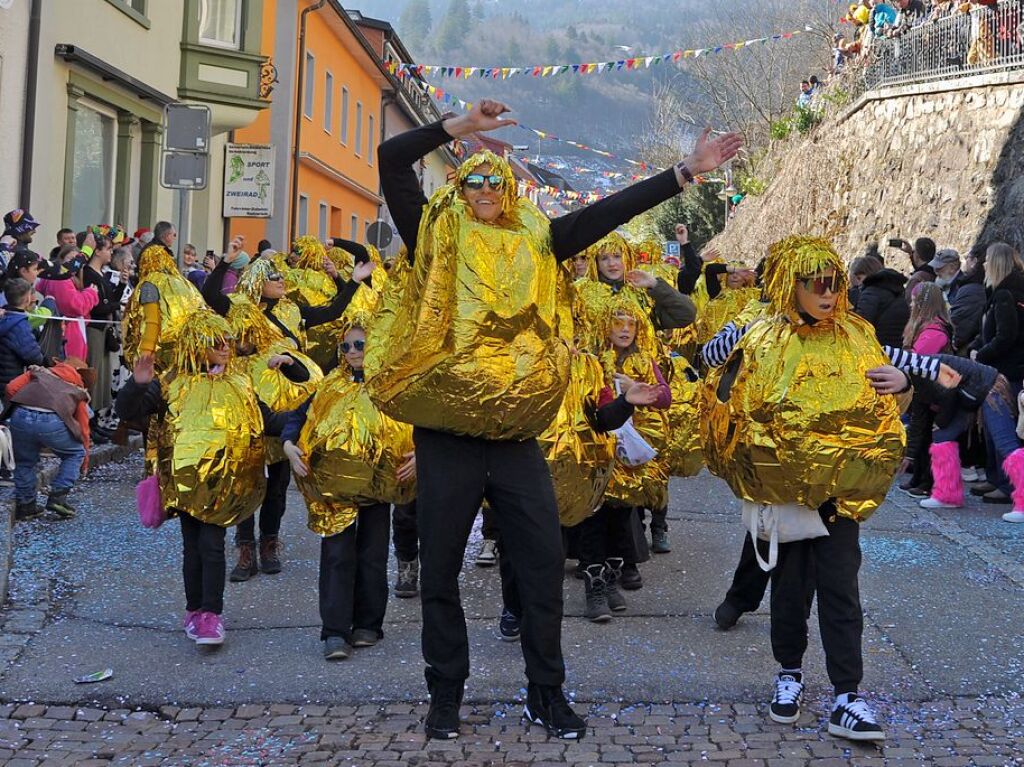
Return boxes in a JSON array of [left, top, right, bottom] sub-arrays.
[[462, 174, 504, 190], [797, 273, 841, 295], [340, 340, 365, 353]]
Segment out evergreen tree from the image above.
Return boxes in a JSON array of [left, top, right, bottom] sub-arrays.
[[436, 0, 473, 53], [398, 0, 433, 53]]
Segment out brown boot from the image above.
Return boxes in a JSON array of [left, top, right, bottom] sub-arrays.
[[259, 536, 282, 575], [229, 541, 258, 582]]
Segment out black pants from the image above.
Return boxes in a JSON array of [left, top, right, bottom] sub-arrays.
[[392, 501, 418, 561], [724, 533, 772, 613], [499, 544, 521, 619], [770, 505, 863, 695], [481, 505, 500, 541], [180, 511, 227, 614], [644, 507, 668, 533], [415, 427, 565, 685], [578, 502, 634, 567], [319, 502, 391, 642], [236, 460, 290, 543]]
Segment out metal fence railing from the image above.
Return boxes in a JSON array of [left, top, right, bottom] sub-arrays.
[[863, 0, 1024, 90]]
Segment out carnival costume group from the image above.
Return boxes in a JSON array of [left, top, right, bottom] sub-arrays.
[[113, 101, 943, 746]]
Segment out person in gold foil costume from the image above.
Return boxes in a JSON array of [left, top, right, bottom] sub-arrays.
[[200, 249, 374, 579], [374, 98, 741, 740], [280, 322, 416, 661], [575, 298, 672, 623], [700, 236, 906, 744], [572, 231, 695, 352], [121, 223, 207, 370], [114, 312, 296, 649]]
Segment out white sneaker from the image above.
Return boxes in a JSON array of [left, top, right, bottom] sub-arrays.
[[475, 539, 498, 567], [961, 467, 979, 482], [919, 496, 962, 509], [1001, 510, 1024, 523]]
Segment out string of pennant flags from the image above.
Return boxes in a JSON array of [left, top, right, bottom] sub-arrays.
[[386, 25, 814, 82]]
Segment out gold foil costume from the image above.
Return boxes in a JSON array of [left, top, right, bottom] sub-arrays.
[[151, 314, 266, 527], [599, 298, 671, 509], [286, 236, 337, 308], [296, 365, 416, 538], [538, 352, 616, 527], [700, 236, 905, 520], [635, 237, 678, 285], [662, 355, 703, 478], [123, 244, 207, 368], [573, 233, 652, 351], [365, 150, 571, 440]]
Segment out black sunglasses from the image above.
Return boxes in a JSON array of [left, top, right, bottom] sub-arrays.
[[340, 340, 365, 353], [463, 174, 504, 190], [266, 272, 284, 282]]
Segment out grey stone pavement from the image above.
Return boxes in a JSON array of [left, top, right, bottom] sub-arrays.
[[1, 452, 1022, 766]]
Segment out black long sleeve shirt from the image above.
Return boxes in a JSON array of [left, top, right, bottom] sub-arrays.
[[378, 120, 685, 262]]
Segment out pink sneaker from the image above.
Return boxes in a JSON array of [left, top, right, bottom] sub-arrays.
[[194, 611, 226, 646], [183, 610, 201, 641]]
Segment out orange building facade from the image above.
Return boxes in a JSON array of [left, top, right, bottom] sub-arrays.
[[231, 0, 393, 250]]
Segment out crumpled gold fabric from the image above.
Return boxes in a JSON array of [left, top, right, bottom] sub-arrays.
[[365, 152, 570, 440], [598, 306, 671, 509], [123, 246, 206, 368], [538, 353, 616, 527], [700, 236, 904, 520], [662, 355, 703, 478], [284, 235, 337, 309], [297, 368, 415, 537], [689, 258, 724, 313], [634, 238, 678, 285], [694, 287, 762, 345], [155, 364, 266, 527], [243, 341, 323, 413], [227, 294, 307, 355]]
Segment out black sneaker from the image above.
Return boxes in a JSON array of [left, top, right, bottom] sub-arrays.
[[424, 669, 463, 740], [498, 608, 521, 641], [524, 683, 586, 740], [14, 500, 43, 523], [905, 486, 930, 499], [713, 601, 741, 631], [229, 541, 259, 582], [769, 672, 804, 724], [651, 528, 671, 553], [46, 491, 76, 519], [618, 563, 643, 590], [828, 694, 885, 742], [394, 558, 419, 598], [582, 564, 612, 623], [323, 636, 353, 660]]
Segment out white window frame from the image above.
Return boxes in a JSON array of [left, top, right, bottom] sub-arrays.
[[354, 101, 363, 156], [298, 195, 309, 237], [319, 201, 329, 241], [367, 113, 375, 166], [198, 0, 242, 50], [303, 52, 315, 119], [340, 87, 349, 145], [323, 71, 333, 133], [350, 214, 359, 241]]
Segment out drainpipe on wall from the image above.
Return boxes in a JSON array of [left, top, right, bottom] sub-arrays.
[[289, 0, 327, 245], [19, 0, 42, 207]]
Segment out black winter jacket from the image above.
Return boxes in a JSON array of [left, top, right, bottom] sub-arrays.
[[973, 269, 1024, 382], [948, 267, 986, 352], [854, 268, 910, 348]]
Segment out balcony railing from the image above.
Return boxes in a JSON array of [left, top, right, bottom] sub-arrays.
[[863, 0, 1024, 90]]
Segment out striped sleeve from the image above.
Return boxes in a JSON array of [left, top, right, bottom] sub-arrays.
[[702, 321, 747, 368], [883, 346, 941, 381]]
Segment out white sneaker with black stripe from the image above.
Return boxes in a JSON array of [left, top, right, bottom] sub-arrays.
[[768, 672, 804, 724], [828, 694, 885, 742]]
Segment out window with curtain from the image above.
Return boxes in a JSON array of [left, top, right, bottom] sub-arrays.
[[324, 72, 333, 133], [69, 101, 116, 231], [368, 114, 375, 166], [319, 203, 329, 241], [355, 102, 363, 155], [298, 195, 309, 237], [199, 0, 242, 49], [340, 88, 349, 144], [303, 53, 315, 118], [350, 214, 359, 241]]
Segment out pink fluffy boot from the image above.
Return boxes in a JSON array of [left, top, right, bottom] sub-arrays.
[[1000, 448, 1024, 522], [920, 441, 963, 508]]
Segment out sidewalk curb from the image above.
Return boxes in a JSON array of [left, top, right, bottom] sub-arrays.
[[1, 437, 142, 605]]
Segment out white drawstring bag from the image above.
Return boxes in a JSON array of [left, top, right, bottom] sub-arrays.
[[609, 379, 657, 467], [1016, 390, 1024, 440], [741, 501, 830, 572]]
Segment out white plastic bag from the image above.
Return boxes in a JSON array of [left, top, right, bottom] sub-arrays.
[[741, 501, 830, 572], [611, 418, 657, 467]]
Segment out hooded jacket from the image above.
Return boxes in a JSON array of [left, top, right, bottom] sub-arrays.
[[948, 266, 986, 352], [974, 268, 1024, 381], [0, 310, 45, 390], [853, 268, 910, 348]]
